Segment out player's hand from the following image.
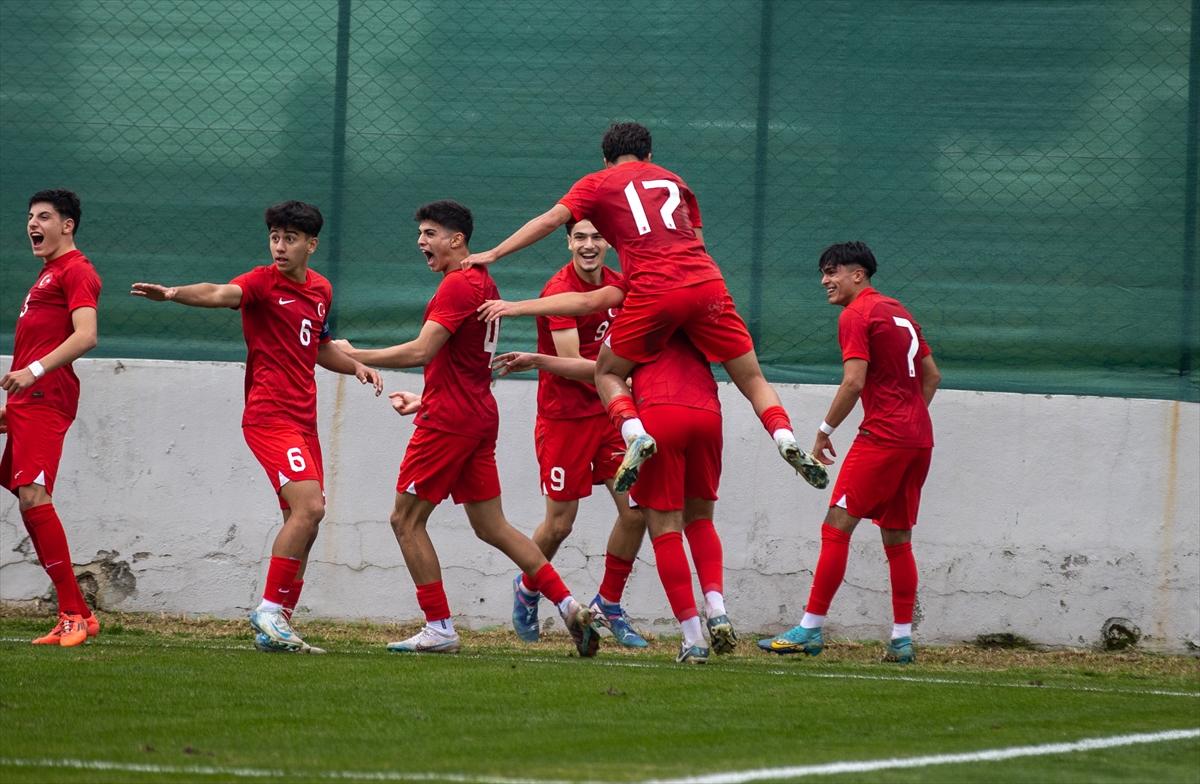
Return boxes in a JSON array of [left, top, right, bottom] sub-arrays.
[[356, 364, 383, 396], [813, 432, 836, 465], [460, 250, 498, 271], [492, 352, 538, 376], [476, 300, 520, 322], [331, 338, 356, 357], [388, 390, 421, 416], [130, 282, 175, 301], [0, 367, 37, 394], [0, 405, 7, 434]]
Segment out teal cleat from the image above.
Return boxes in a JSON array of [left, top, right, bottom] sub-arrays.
[[706, 614, 738, 655], [614, 433, 657, 493], [254, 632, 325, 654], [883, 636, 916, 664], [589, 595, 649, 648], [777, 437, 829, 489], [675, 641, 710, 664], [757, 624, 824, 656], [511, 574, 541, 643]]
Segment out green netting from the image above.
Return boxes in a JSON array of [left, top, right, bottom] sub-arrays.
[[2, 0, 1196, 402]]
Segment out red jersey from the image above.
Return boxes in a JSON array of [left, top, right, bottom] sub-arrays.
[[416, 266, 500, 441], [8, 250, 101, 419], [535, 261, 623, 420], [632, 332, 720, 415], [558, 162, 724, 294], [838, 288, 934, 448], [230, 265, 332, 434]]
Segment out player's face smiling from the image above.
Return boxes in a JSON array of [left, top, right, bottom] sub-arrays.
[[821, 263, 863, 307], [417, 221, 461, 274], [568, 220, 608, 279], [28, 202, 73, 260], [270, 227, 317, 282]]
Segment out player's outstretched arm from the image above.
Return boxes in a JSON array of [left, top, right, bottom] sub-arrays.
[[921, 354, 942, 406], [316, 341, 383, 396], [332, 320, 451, 370], [812, 358, 868, 465], [388, 390, 422, 416], [460, 204, 573, 270], [130, 282, 243, 309], [476, 285, 625, 322], [0, 307, 98, 394], [492, 351, 596, 383]]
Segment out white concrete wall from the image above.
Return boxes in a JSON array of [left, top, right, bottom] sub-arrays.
[[1, 357, 1197, 653]]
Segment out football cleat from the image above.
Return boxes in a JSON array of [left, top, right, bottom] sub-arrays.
[[883, 636, 916, 664], [249, 608, 303, 652], [589, 595, 648, 648], [675, 641, 710, 664], [387, 626, 461, 654], [614, 433, 657, 493], [511, 574, 541, 643], [32, 612, 88, 647], [777, 437, 829, 489], [254, 632, 326, 654], [562, 599, 600, 658], [757, 624, 824, 656], [84, 613, 100, 638], [706, 614, 738, 655]]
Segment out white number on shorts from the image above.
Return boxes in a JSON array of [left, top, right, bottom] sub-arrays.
[[483, 316, 500, 364], [892, 316, 919, 377], [287, 447, 306, 472], [299, 318, 313, 346], [622, 180, 681, 235], [549, 466, 566, 492], [594, 320, 610, 342]]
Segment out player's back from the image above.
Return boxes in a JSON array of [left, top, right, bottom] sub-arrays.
[[632, 332, 720, 414], [839, 289, 933, 447], [559, 162, 723, 294]]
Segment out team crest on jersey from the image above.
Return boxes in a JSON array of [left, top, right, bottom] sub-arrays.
[[37, 274, 53, 288], [318, 302, 326, 318]]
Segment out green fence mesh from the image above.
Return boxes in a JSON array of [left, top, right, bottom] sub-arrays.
[[2, 1, 1197, 402]]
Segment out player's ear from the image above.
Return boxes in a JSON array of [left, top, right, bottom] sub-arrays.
[[308, 236, 319, 254], [62, 218, 75, 235]]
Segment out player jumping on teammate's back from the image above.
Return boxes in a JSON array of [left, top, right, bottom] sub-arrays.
[[132, 201, 383, 655], [2, 189, 101, 647], [758, 242, 941, 664], [461, 122, 826, 492], [333, 201, 600, 658]]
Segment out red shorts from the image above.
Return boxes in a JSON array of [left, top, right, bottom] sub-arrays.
[[242, 424, 325, 510], [607, 279, 754, 365], [830, 440, 932, 530], [535, 413, 625, 501], [0, 404, 73, 496], [397, 426, 501, 505], [629, 405, 722, 512]]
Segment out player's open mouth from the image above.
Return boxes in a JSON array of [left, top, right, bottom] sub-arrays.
[[30, 232, 44, 248], [579, 251, 598, 260], [423, 250, 434, 263]]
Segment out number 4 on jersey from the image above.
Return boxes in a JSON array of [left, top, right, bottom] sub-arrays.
[[623, 180, 681, 235]]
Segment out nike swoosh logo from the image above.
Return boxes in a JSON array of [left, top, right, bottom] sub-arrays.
[[278, 298, 295, 305]]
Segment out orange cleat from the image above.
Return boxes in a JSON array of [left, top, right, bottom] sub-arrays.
[[58, 614, 88, 647], [84, 613, 100, 637], [32, 612, 72, 645]]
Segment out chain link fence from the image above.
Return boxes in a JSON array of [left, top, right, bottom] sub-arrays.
[[2, 1, 1196, 401]]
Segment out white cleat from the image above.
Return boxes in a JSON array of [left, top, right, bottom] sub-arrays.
[[249, 608, 304, 652], [387, 626, 462, 654], [778, 437, 829, 489], [614, 433, 657, 493], [254, 632, 325, 654]]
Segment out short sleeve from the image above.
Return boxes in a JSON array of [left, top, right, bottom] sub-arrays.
[[426, 272, 479, 334], [558, 171, 603, 222], [62, 261, 102, 312], [230, 266, 268, 309], [682, 185, 703, 229], [915, 321, 931, 361], [546, 315, 578, 331], [838, 308, 871, 363], [319, 317, 332, 344]]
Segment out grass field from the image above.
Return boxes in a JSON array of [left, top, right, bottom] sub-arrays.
[[1, 611, 1197, 783]]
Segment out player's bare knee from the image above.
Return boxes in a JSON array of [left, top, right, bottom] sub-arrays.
[[823, 504, 858, 532], [16, 484, 51, 512]]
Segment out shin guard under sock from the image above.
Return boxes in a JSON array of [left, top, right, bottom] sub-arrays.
[[806, 523, 852, 616], [651, 531, 698, 622]]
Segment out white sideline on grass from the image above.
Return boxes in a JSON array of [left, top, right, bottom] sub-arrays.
[[1, 728, 1197, 782]]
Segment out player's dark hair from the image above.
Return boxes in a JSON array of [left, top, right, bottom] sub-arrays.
[[29, 189, 81, 234], [601, 122, 652, 162], [565, 218, 577, 235], [414, 200, 473, 244], [264, 200, 323, 236], [819, 241, 877, 278]]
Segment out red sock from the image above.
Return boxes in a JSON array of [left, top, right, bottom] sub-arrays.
[[282, 579, 304, 620], [598, 552, 635, 604], [651, 532, 698, 622], [23, 503, 89, 617], [606, 396, 639, 430], [806, 523, 852, 616], [684, 519, 723, 595], [530, 563, 570, 605], [263, 556, 301, 606], [415, 580, 451, 622], [519, 572, 538, 593], [884, 541, 918, 624], [759, 405, 791, 435]]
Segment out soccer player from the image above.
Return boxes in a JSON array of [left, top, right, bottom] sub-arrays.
[[508, 219, 647, 647], [131, 201, 382, 654], [2, 189, 101, 646], [758, 242, 941, 664], [462, 122, 826, 493], [332, 200, 600, 657], [496, 332, 734, 665]]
